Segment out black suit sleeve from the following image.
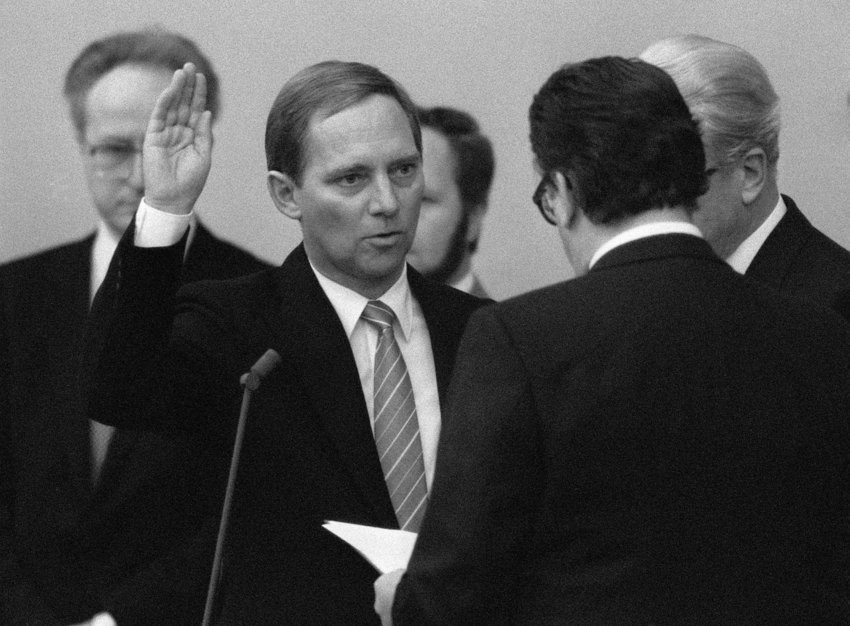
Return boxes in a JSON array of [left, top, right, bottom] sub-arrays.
[[83, 226, 233, 434], [393, 306, 544, 625], [80, 228, 239, 622], [104, 516, 219, 625]]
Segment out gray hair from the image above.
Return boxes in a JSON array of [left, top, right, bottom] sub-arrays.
[[640, 34, 780, 169], [64, 26, 220, 138]]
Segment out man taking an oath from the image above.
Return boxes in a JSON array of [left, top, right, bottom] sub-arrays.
[[83, 61, 485, 623]]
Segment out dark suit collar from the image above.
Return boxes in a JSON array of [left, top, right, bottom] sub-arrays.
[[591, 233, 720, 273], [406, 265, 460, 402], [258, 245, 398, 525], [745, 194, 813, 288], [245, 245, 478, 525]]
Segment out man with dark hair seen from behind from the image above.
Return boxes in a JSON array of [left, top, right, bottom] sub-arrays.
[[375, 56, 850, 624], [0, 28, 269, 625], [406, 106, 494, 297], [82, 59, 485, 623], [641, 34, 850, 312]]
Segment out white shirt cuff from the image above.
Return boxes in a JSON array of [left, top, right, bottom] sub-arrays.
[[134, 199, 193, 248]]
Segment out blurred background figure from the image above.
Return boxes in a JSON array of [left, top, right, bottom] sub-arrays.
[[0, 27, 267, 626], [406, 106, 494, 298], [641, 34, 850, 312]]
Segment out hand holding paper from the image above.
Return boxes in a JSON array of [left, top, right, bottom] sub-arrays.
[[322, 520, 416, 574], [374, 568, 405, 626]]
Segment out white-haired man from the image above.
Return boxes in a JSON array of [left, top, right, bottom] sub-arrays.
[[641, 34, 850, 311]]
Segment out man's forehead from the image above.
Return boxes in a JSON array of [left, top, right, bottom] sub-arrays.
[[83, 64, 171, 137], [302, 94, 419, 170]]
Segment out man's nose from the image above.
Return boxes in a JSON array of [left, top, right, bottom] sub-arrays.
[[126, 149, 144, 190], [369, 176, 399, 216]]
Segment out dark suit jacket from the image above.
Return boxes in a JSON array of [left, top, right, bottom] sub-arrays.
[[83, 231, 485, 624], [394, 234, 850, 625], [0, 223, 269, 625], [747, 194, 850, 308]]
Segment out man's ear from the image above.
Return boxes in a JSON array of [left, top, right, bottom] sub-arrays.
[[267, 171, 301, 220], [550, 170, 578, 228], [740, 147, 768, 205], [464, 204, 486, 245]]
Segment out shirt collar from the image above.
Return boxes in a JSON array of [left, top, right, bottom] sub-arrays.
[[589, 221, 704, 269], [448, 267, 475, 294], [310, 262, 414, 341], [725, 195, 787, 274], [91, 220, 123, 301]]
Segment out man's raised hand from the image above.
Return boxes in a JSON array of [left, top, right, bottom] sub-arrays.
[[143, 62, 213, 214]]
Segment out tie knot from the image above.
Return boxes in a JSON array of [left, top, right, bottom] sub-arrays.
[[362, 300, 395, 331]]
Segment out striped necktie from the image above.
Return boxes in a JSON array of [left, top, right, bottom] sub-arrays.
[[361, 300, 428, 532]]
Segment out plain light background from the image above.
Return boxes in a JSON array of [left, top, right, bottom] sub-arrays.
[[3, 1, 849, 300]]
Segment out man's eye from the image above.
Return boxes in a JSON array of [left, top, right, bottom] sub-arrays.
[[337, 173, 364, 187], [392, 163, 418, 180], [90, 144, 137, 167]]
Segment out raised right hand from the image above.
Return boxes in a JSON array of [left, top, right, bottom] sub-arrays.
[[142, 62, 213, 215]]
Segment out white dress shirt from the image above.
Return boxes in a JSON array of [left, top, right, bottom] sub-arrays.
[[725, 196, 787, 274], [87, 222, 122, 626], [313, 264, 441, 489], [90, 220, 121, 305], [89, 221, 123, 485], [133, 199, 442, 489], [589, 221, 704, 269]]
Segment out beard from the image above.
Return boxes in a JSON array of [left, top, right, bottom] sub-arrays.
[[421, 210, 471, 284]]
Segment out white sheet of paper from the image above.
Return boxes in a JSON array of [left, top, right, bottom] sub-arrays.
[[322, 520, 417, 574]]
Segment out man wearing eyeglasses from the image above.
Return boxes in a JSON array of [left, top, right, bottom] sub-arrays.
[[375, 56, 850, 624], [0, 29, 268, 625], [640, 35, 850, 315]]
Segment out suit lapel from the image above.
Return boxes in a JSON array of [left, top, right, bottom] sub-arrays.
[[55, 236, 99, 501], [252, 246, 397, 524], [408, 269, 463, 404], [745, 196, 812, 290]]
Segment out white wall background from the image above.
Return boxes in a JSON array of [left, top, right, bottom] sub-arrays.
[[2, 0, 849, 299]]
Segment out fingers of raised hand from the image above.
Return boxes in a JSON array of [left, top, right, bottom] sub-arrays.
[[175, 63, 196, 127], [188, 72, 208, 130], [147, 63, 209, 138], [149, 68, 186, 134]]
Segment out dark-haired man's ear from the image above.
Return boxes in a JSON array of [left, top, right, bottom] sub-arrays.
[[267, 171, 301, 220], [550, 171, 579, 229]]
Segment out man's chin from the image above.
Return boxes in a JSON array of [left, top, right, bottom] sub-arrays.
[[104, 213, 136, 238]]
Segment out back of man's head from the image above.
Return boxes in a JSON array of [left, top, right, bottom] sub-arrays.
[[64, 26, 220, 139], [265, 61, 421, 183], [640, 34, 780, 170], [416, 106, 495, 217], [529, 56, 708, 225]]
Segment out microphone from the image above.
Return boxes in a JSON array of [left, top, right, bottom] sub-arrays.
[[203, 349, 281, 626], [239, 348, 283, 391]]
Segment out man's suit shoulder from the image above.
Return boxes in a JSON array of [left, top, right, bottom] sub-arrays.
[[407, 266, 491, 344], [756, 195, 850, 302], [0, 235, 92, 282], [185, 222, 271, 281]]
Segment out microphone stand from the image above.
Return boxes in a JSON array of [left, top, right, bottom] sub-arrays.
[[202, 349, 280, 626]]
